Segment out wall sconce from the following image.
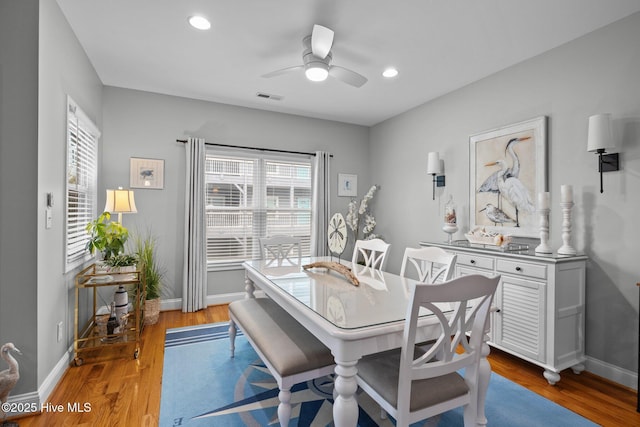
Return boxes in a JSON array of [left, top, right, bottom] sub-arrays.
[[427, 152, 445, 200], [587, 114, 619, 193], [104, 186, 137, 224]]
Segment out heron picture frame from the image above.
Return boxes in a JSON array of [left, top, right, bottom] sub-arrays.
[[130, 157, 165, 189], [469, 116, 547, 238]]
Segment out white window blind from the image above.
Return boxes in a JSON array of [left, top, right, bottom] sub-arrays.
[[205, 149, 312, 269], [65, 96, 99, 271]]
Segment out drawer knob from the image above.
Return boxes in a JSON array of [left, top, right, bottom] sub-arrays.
[[470, 259, 476, 264], [515, 266, 522, 272]]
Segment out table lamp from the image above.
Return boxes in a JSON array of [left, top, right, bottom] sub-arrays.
[[104, 187, 137, 224]]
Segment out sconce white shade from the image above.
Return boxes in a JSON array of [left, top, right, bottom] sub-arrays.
[[104, 187, 137, 215], [587, 114, 615, 152], [427, 152, 442, 174]]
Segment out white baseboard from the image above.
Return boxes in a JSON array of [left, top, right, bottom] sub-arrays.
[[585, 355, 637, 390], [3, 391, 39, 419], [3, 350, 70, 418], [159, 292, 252, 312], [39, 349, 71, 402]]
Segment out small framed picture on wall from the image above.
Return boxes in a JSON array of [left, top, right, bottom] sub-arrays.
[[338, 173, 358, 197], [130, 157, 165, 189]]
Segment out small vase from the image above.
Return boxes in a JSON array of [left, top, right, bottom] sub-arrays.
[[114, 285, 128, 321], [443, 195, 458, 244], [442, 223, 458, 244]]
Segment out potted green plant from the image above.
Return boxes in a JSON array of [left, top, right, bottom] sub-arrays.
[[133, 233, 165, 325], [103, 253, 137, 273], [86, 212, 130, 261]]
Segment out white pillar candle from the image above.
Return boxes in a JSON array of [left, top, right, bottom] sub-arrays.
[[561, 185, 573, 203], [538, 192, 550, 210]]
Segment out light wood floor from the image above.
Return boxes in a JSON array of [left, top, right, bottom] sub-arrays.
[[10, 305, 639, 426]]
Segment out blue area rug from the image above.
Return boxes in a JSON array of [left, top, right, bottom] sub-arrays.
[[159, 322, 597, 427]]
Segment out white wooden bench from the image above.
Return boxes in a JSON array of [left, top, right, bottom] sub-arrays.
[[229, 298, 335, 426]]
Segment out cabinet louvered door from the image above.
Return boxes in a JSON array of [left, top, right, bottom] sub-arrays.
[[495, 275, 546, 362]]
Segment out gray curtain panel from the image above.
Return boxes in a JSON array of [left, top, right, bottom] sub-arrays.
[[311, 151, 331, 256], [182, 137, 207, 312]]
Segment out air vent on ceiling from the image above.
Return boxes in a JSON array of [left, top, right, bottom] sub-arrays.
[[256, 92, 283, 101]]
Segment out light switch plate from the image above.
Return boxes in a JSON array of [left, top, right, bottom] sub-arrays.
[[46, 208, 53, 229]]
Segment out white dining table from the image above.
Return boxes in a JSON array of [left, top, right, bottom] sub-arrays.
[[242, 256, 491, 427]]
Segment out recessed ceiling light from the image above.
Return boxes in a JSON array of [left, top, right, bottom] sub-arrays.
[[383, 67, 399, 78], [188, 15, 211, 30]]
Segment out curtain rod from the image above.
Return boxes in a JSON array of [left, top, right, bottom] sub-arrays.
[[176, 139, 332, 157]]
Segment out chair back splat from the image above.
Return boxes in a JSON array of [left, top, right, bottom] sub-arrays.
[[351, 238, 390, 270], [400, 246, 457, 283], [259, 235, 302, 266]]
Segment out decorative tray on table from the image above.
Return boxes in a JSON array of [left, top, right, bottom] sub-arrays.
[[458, 227, 529, 252], [464, 227, 512, 246]]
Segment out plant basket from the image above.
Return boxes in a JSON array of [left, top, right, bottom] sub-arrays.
[[144, 298, 160, 325]]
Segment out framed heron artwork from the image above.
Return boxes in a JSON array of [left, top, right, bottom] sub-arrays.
[[130, 157, 165, 189], [469, 116, 547, 238]]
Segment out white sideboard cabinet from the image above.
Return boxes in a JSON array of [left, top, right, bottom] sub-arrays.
[[420, 240, 587, 385]]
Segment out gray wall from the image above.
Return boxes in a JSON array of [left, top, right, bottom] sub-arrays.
[[37, 0, 103, 386], [370, 12, 640, 377], [0, 0, 40, 395], [0, 0, 102, 398], [101, 87, 369, 300]]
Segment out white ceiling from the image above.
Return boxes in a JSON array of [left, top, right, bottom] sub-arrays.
[[56, 0, 640, 126]]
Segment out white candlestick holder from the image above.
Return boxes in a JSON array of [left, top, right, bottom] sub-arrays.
[[557, 201, 577, 255], [535, 208, 552, 254]]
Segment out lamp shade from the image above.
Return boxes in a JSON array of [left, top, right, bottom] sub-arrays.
[[587, 114, 615, 152], [104, 187, 137, 214], [427, 152, 442, 175]]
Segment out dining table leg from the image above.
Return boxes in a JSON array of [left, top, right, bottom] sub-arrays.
[[333, 358, 359, 427], [244, 271, 256, 299]]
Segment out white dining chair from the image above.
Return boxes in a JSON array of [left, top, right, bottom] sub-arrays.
[[259, 235, 302, 266], [400, 246, 456, 283], [351, 238, 390, 270], [356, 274, 500, 427]]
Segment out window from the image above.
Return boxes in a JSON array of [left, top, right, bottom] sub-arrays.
[[205, 150, 312, 269], [65, 97, 99, 271]]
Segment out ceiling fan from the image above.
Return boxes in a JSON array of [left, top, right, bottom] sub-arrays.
[[262, 24, 368, 88]]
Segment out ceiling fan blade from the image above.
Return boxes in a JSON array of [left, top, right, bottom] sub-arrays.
[[329, 66, 368, 88], [311, 24, 334, 59], [262, 65, 304, 78]]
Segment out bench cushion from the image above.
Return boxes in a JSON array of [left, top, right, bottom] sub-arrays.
[[229, 298, 334, 376]]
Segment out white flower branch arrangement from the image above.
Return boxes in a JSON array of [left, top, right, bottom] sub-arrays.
[[346, 185, 381, 241]]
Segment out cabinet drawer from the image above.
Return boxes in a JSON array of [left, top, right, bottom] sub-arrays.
[[496, 259, 547, 280], [456, 253, 494, 270]]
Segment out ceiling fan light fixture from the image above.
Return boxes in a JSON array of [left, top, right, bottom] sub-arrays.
[[188, 15, 211, 30], [383, 67, 399, 78], [305, 64, 329, 82]]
